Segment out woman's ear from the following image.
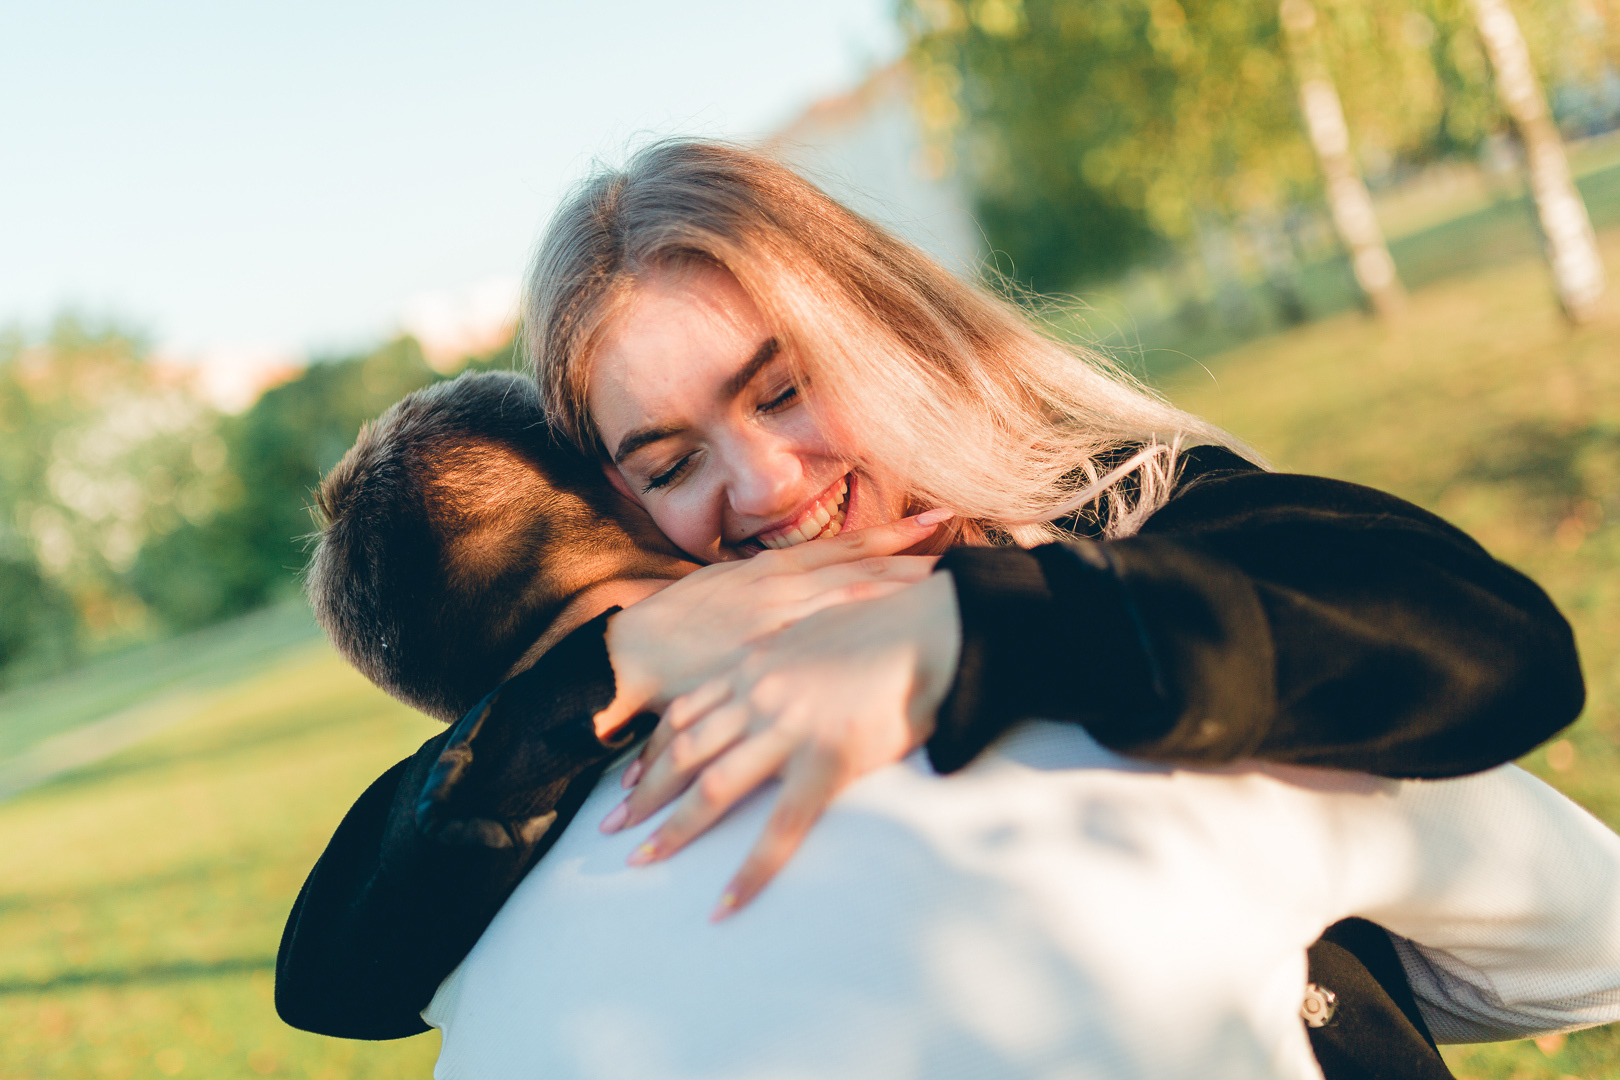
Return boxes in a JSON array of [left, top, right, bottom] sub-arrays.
[[601, 461, 639, 504]]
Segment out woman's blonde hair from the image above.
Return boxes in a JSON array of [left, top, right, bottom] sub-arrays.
[[524, 138, 1252, 546]]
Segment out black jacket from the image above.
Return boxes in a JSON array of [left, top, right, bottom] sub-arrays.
[[276, 447, 1582, 1077]]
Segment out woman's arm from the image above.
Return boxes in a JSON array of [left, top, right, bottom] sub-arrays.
[[931, 444, 1584, 777], [614, 446, 1582, 912]]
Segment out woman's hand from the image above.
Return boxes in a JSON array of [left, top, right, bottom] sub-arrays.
[[591, 510, 951, 739], [599, 569, 962, 919]]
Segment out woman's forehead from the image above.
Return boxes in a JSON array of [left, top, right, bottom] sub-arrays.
[[588, 267, 774, 431]]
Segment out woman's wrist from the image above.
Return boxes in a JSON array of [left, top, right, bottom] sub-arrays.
[[905, 570, 962, 745]]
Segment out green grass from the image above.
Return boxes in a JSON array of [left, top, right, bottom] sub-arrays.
[[1163, 225, 1620, 1080], [0, 600, 323, 762], [2, 229, 1618, 1080], [0, 640, 442, 1079], [1083, 152, 1620, 366]]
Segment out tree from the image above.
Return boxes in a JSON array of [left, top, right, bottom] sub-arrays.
[[0, 558, 79, 688], [902, 0, 1601, 315], [1469, 0, 1606, 322], [0, 317, 223, 651], [130, 336, 441, 630], [1281, 0, 1405, 319]]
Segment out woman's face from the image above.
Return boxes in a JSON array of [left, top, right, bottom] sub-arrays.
[[588, 265, 909, 563]]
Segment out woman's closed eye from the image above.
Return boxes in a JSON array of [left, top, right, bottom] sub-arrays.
[[644, 452, 697, 492], [758, 384, 799, 414]]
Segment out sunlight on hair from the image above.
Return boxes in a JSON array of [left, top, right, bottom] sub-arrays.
[[523, 138, 1260, 547]]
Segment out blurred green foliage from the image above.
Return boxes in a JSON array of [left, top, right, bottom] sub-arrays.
[[0, 316, 518, 690], [902, 0, 1610, 294], [0, 319, 222, 682], [0, 559, 79, 684], [129, 338, 443, 631]]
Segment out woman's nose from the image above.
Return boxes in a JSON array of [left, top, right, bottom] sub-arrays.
[[724, 437, 805, 520]]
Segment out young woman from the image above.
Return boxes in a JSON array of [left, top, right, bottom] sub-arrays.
[[521, 138, 1585, 916]]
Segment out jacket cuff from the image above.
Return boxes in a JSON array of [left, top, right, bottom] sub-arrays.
[[928, 542, 1172, 774]]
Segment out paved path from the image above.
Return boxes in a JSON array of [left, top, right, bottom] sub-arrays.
[[0, 692, 208, 802]]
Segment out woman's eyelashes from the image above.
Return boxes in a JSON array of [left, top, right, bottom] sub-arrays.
[[643, 452, 696, 492], [758, 383, 799, 414], [640, 384, 800, 494]]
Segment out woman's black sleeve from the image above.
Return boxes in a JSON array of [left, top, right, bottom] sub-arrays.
[[929, 446, 1584, 778], [274, 611, 645, 1039]]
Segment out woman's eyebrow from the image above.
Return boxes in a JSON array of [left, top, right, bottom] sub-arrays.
[[721, 337, 780, 399], [612, 337, 780, 467], [613, 422, 683, 466]]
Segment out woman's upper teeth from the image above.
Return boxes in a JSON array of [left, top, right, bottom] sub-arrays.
[[759, 479, 849, 550]]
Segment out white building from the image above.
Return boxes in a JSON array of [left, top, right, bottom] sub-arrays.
[[768, 63, 986, 279]]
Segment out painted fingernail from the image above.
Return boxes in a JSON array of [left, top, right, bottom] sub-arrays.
[[627, 839, 661, 866], [599, 801, 630, 834], [913, 508, 952, 526], [620, 760, 643, 789], [710, 889, 740, 923]]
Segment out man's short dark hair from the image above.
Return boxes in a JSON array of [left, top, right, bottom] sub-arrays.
[[307, 371, 688, 722]]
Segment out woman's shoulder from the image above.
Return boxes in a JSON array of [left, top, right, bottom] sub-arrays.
[[1173, 443, 1264, 488], [1050, 443, 1262, 540]]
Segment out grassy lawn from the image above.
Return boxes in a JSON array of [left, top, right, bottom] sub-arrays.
[[1163, 225, 1620, 1080], [1087, 146, 1620, 366], [0, 644, 443, 1079], [1, 228, 1617, 1079]]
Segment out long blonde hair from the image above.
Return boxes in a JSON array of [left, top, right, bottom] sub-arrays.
[[524, 139, 1252, 546]]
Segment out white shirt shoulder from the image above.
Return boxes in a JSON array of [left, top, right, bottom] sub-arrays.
[[424, 722, 1620, 1080]]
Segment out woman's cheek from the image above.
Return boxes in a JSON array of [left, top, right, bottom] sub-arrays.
[[651, 489, 727, 565]]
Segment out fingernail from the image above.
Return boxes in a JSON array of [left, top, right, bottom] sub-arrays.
[[599, 801, 630, 834], [627, 839, 660, 866], [913, 508, 952, 527], [620, 760, 643, 789], [710, 889, 740, 923]]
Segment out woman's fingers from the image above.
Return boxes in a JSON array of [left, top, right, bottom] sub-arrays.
[[781, 579, 914, 626], [703, 558, 935, 643], [784, 555, 938, 599], [753, 509, 951, 574], [592, 692, 648, 743], [621, 680, 732, 790], [619, 699, 755, 828], [712, 746, 845, 920], [625, 723, 800, 867]]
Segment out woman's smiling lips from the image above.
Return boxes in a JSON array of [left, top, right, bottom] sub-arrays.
[[750, 474, 851, 550]]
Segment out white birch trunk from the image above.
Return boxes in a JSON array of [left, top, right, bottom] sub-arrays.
[[1280, 0, 1405, 321], [1471, 0, 1606, 322]]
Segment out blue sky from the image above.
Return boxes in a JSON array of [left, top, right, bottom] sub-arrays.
[[2, 1, 902, 381]]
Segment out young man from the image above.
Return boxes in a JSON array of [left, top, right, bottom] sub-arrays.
[[279, 372, 1598, 1077]]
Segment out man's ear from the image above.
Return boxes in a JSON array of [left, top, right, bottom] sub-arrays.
[[601, 460, 639, 503]]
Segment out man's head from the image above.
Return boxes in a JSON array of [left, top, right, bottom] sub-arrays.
[[307, 370, 695, 722]]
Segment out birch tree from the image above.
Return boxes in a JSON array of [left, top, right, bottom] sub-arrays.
[[1281, 0, 1405, 319], [903, 0, 1441, 297], [1469, 0, 1606, 322]]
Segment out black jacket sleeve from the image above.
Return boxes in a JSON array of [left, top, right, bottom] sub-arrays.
[[930, 445, 1585, 777], [275, 610, 647, 1039]]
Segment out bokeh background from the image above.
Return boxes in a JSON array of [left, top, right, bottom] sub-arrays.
[[2, 1, 1618, 1077]]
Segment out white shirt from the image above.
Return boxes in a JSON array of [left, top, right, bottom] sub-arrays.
[[424, 722, 1620, 1080]]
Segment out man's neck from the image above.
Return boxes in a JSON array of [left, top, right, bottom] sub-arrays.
[[504, 577, 671, 683]]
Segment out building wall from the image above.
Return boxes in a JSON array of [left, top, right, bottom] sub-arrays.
[[769, 64, 986, 279]]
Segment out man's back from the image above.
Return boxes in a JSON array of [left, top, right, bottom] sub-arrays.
[[425, 722, 1620, 1079]]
